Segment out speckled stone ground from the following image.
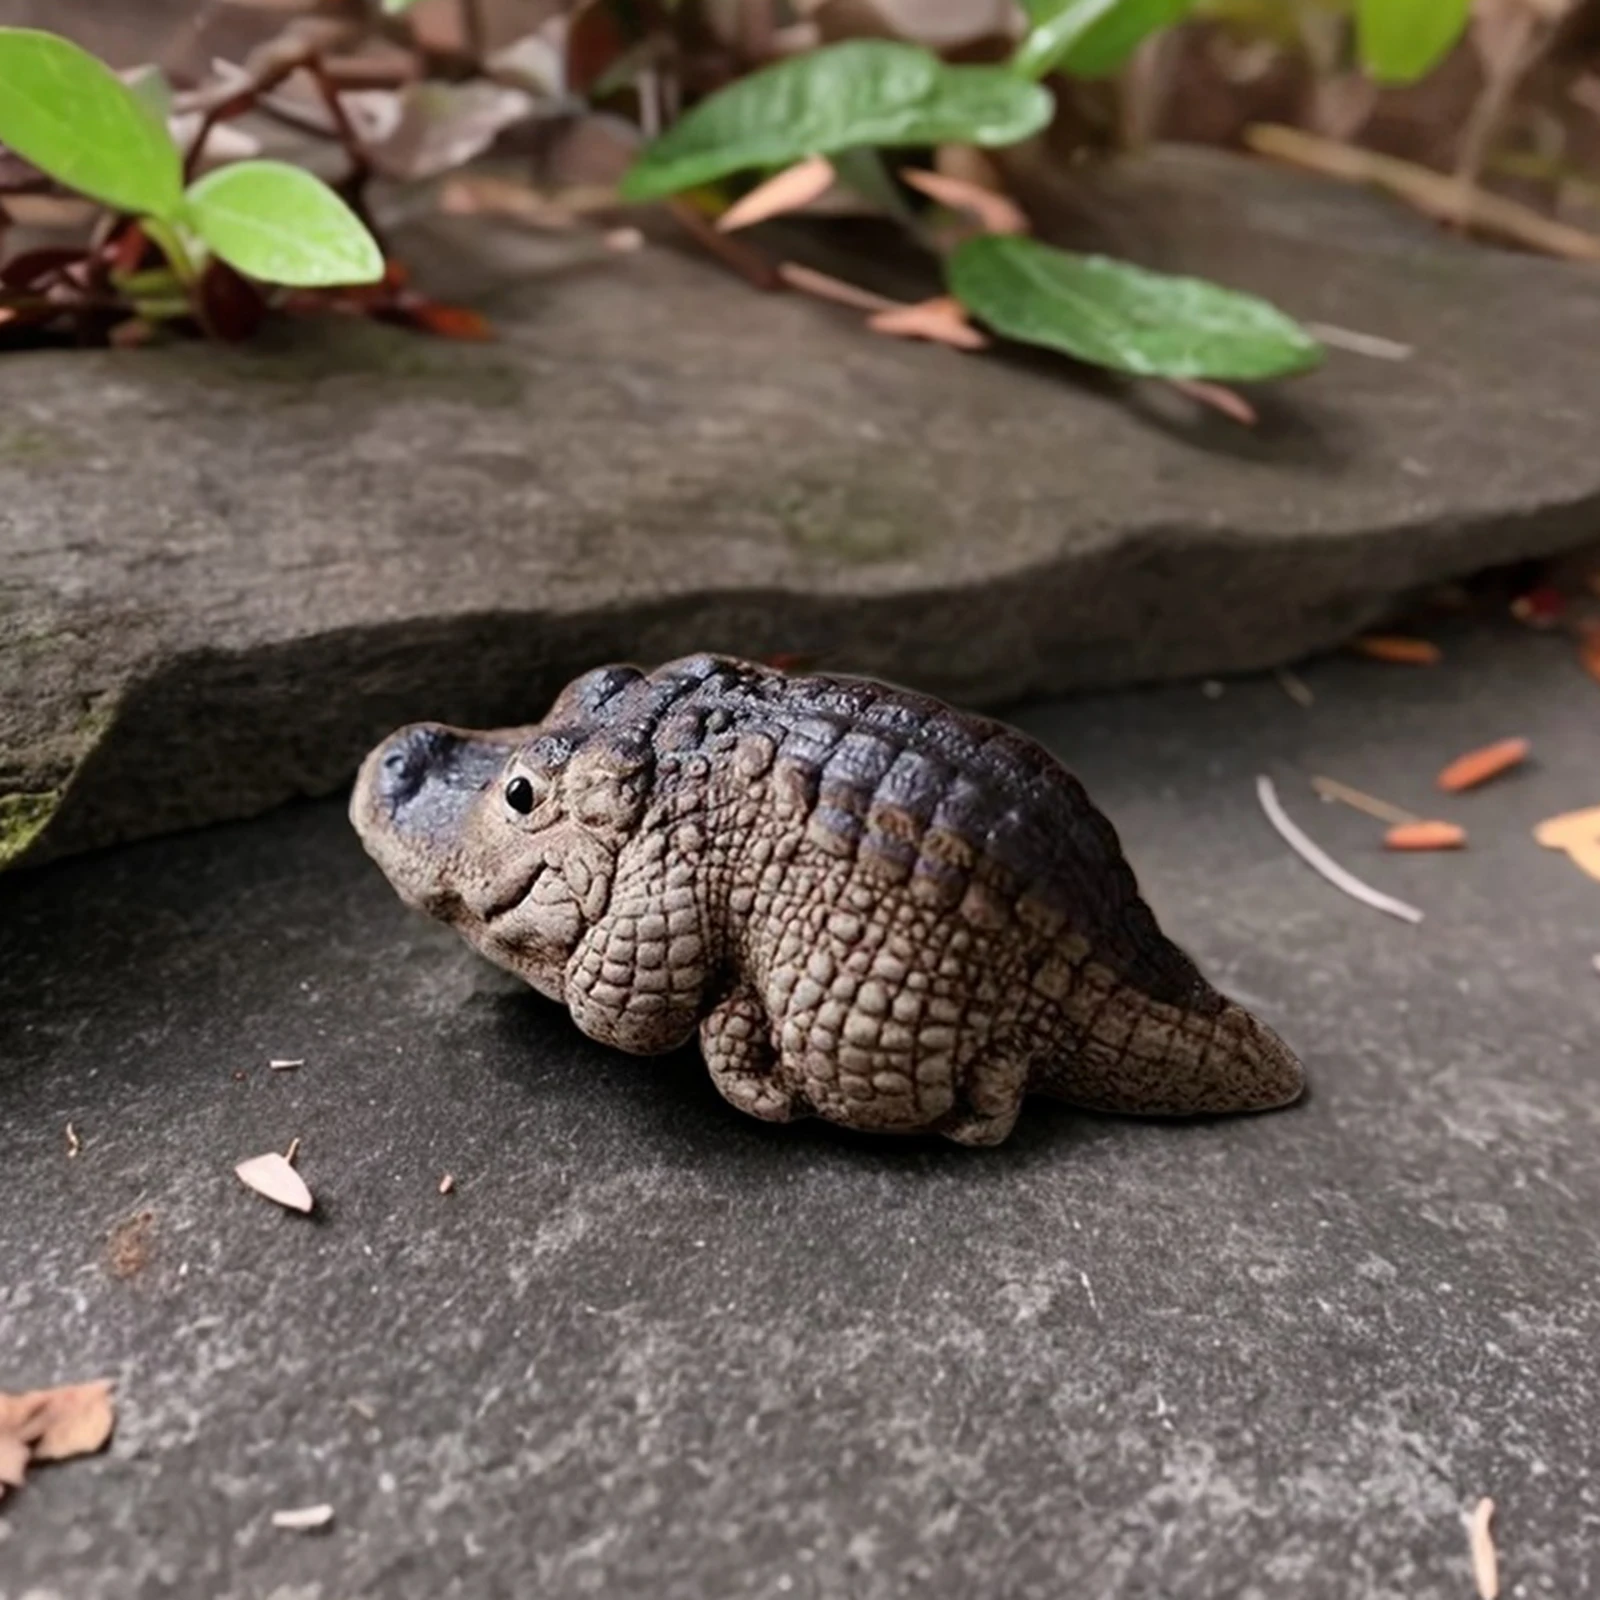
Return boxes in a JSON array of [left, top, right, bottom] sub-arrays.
[[2, 618, 1597, 1600]]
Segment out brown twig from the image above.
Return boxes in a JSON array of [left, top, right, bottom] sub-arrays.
[[1246, 122, 1600, 262], [666, 198, 782, 290]]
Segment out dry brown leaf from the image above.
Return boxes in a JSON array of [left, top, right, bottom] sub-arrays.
[[717, 156, 836, 233], [1352, 635, 1442, 665], [235, 1151, 314, 1213], [0, 1380, 116, 1497], [1384, 820, 1467, 851], [0, 1433, 28, 1489], [899, 167, 1028, 234], [1436, 738, 1529, 792], [106, 1210, 156, 1280], [1579, 625, 1600, 684], [867, 296, 989, 350], [776, 261, 897, 312], [1468, 1496, 1499, 1600], [1535, 806, 1600, 883]]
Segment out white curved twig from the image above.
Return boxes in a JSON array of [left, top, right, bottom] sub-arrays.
[[1256, 775, 1424, 925]]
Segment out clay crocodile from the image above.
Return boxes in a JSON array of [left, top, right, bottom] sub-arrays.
[[350, 654, 1304, 1145]]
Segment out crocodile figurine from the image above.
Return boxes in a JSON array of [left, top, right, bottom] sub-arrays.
[[350, 654, 1304, 1145]]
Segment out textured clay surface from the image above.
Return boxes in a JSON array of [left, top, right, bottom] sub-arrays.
[[352, 656, 1303, 1141]]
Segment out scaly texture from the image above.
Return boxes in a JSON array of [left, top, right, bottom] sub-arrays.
[[350, 655, 1304, 1144]]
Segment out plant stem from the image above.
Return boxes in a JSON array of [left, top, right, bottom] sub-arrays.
[[141, 216, 200, 287]]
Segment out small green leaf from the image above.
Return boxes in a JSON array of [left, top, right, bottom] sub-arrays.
[[620, 40, 1053, 201], [1356, 0, 1471, 84], [948, 233, 1323, 380], [180, 161, 384, 288], [1014, 0, 1191, 80], [0, 27, 182, 216]]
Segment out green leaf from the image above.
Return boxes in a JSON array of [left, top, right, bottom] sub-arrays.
[[947, 233, 1323, 380], [1014, 0, 1191, 80], [0, 27, 182, 217], [1356, 0, 1470, 84], [180, 161, 384, 288], [619, 40, 1053, 201]]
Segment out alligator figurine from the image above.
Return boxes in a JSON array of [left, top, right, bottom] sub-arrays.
[[350, 654, 1304, 1145]]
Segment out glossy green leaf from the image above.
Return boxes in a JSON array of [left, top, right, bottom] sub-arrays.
[[948, 233, 1323, 380], [181, 161, 384, 287], [1356, 0, 1471, 84], [1014, 0, 1191, 80], [620, 40, 1053, 201], [0, 27, 182, 216]]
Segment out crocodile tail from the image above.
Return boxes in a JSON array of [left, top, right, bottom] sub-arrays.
[[1026, 947, 1305, 1116]]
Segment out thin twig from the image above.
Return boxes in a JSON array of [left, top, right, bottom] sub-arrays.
[[1311, 775, 1418, 826], [667, 200, 781, 290], [1256, 776, 1424, 924], [1302, 322, 1413, 362], [1246, 123, 1600, 263], [776, 261, 898, 312], [1275, 667, 1314, 707]]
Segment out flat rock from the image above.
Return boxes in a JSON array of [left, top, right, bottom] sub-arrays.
[[4, 620, 1598, 1598], [5, 145, 1600, 868]]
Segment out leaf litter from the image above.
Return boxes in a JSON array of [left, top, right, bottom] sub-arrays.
[[0, 1381, 115, 1501], [235, 1151, 314, 1213]]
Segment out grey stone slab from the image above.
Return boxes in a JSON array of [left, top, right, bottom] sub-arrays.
[[6, 146, 1600, 870], [2, 619, 1597, 1600]]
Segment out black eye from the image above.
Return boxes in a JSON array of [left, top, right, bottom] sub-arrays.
[[505, 775, 535, 815]]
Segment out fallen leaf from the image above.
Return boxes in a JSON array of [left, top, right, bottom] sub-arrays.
[[1580, 624, 1600, 684], [1384, 820, 1467, 851], [401, 301, 495, 341], [1508, 585, 1565, 627], [0, 1380, 116, 1499], [235, 1151, 314, 1213], [717, 155, 837, 233], [867, 296, 989, 350], [1436, 737, 1529, 792], [1534, 806, 1600, 883], [106, 1210, 156, 1279], [1467, 1496, 1498, 1600], [272, 1502, 335, 1531], [900, 167, 1028, 234], [0, 1434, 27, 1490], [1352, 635, 1442, 665], [439, 1173, 455, 1195]]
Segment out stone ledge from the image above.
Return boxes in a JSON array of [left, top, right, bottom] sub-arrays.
[[4, 146, 1599, 868]]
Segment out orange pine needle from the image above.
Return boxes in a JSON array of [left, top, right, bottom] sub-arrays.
[[1353, 635, 1442, 665], [1436, 738, 1529, 792], [1384, 820, 1467, 851]]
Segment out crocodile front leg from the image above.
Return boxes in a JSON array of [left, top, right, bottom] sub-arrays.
[[700, 991, 800, 1123]]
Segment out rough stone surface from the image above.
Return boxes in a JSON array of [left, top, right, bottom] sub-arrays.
[[6, 146, 1600, 869], [3, 620, 1598, 1600]]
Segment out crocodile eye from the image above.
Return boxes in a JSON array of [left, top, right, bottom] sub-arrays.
[[505, 774, 536, 815]]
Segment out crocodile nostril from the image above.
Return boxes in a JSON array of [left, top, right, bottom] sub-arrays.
[[376, 729, 433, 810]]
